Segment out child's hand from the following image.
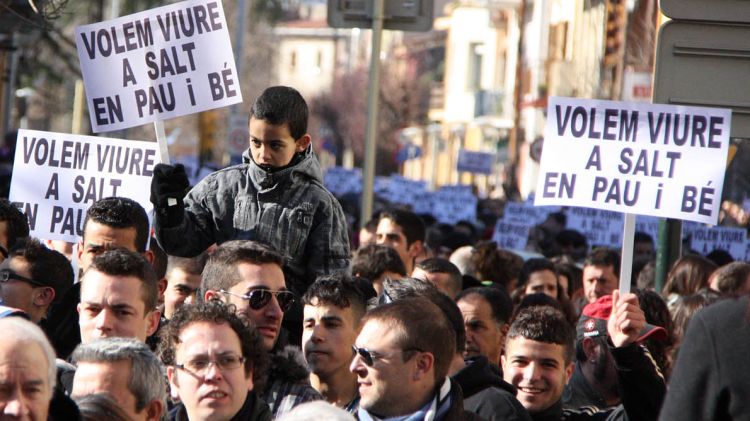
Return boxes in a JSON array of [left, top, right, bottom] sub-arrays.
[[151, 163, 190, 225]]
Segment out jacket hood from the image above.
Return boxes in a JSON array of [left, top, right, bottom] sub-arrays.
[[244, 145, 323, 190], [452, 355, 516, 399], [268, 344, 311, 384]]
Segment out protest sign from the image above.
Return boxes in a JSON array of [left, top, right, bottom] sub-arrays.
[[76, 0, 241, 133], [431, 186, 477, 224], [689, 226, 747, 260], [504, 201, 560, 225], [324, 166, 363, 196], [535, 97, 731, 225], [9, 130, 160, 243], [492, 219, 532, 251], [383, 175, 427, 207], [457, 149, 496, 174], [566, 207, 625, 249]]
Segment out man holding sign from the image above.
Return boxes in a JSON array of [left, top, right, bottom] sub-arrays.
[[151, 86, 350, 340]]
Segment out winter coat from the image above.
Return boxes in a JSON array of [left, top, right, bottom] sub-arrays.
[[155, 146, 350, 296]]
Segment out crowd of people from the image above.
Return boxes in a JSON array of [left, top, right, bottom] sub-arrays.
[[0, 86, 746, 421]]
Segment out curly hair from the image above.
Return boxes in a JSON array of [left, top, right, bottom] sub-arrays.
[[158, 301, 268, 390]]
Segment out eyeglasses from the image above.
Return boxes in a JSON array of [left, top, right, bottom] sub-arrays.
[[0, 269, 46, 288], [176, 354, 246, 376], [220, 289, 295, 312], [351, 345, 424, 367]]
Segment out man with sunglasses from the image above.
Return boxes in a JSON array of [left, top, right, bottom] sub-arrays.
[[161, 301, 271, 421], [0, 237, 73, 324], [351, 296, 478, 421], [202, 240, 321, 417]]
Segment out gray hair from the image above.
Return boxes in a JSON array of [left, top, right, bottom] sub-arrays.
[[72, 337, 166, 412], [0, 317, 57, 395], [276, 401, 355, 421]]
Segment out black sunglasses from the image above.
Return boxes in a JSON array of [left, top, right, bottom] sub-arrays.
[[220, 289, 295, 312], [0, 269, 46, 288], [351, 345, 424, 367]]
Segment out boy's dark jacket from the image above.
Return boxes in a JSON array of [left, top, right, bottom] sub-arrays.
[[155, 146, 351, 296], [452, 356, 531, 421]]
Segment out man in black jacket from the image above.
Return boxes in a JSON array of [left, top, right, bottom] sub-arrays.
[[502, 291, 665, 421]]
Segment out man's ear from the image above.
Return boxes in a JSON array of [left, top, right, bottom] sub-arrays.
[[146, 309, 161, 337], [295, 134, 312, 152], [33, 287, 55, 307], [413, 352, 435, 382], [157, 278, 167, 299], [204, 289, 224, 302], [581, 337, 598, 361], [145, 399, 164, 421], [167, 365, 179, 391], [565, 362, 575, 383], [407, 240, 424, 259], [76, 240, 85, 268], [143, 250, 155, 265]]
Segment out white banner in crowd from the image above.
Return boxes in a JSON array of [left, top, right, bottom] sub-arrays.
[[535, 97, 731, 225], [9, 130, 161, 243], [689, 226, 747, 260], [76, 0, 241, 132]]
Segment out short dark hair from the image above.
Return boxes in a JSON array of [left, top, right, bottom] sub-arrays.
[[250, 86, 308, 139], [380, 278, 466, 354], [379, 209, 425, 246], [507, 306, 575, 364], [9, 237, 73, 303], [302, 273, 373, 322], [351, 244, 407, 282], [363, 297, 455, 382], [415, 258, 462, 296], [201, 240, 284, 294], [518, 258, 558, 289], [167, 253, 208, 277], [0, 198, 29, 251], [149, 237, 167, 279], [158, 301, 267, 387], [584, 247, 621, 276], [83, 248, 158, 311], [456, 286, 513, 325], [84, 197, 149, 252]]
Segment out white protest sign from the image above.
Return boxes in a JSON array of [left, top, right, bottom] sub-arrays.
[[566, 207, 625, 249], [324, 166, 363, 196], [504, 201, 560, 225], [9, 129, 161, 243], [457, 149, 496, 174], [431, 186, 477, 224], [384, 175, 427, 207], [492, 219, 532, 251], [689, 226, 747, 260], [76, 0, 241, 133], [535, 97, 731, 225]]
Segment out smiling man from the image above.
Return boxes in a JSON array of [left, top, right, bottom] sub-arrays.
[[502, 292, 666, 421], [202, 240, 321, 417], [302, 274, 371, 413], [160, 301, 270, 421]]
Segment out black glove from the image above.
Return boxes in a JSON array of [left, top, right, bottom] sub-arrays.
[[150, 163, 190, 227]]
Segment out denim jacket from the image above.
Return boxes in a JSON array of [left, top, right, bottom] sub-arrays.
[[155, 146, 351, 296]]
